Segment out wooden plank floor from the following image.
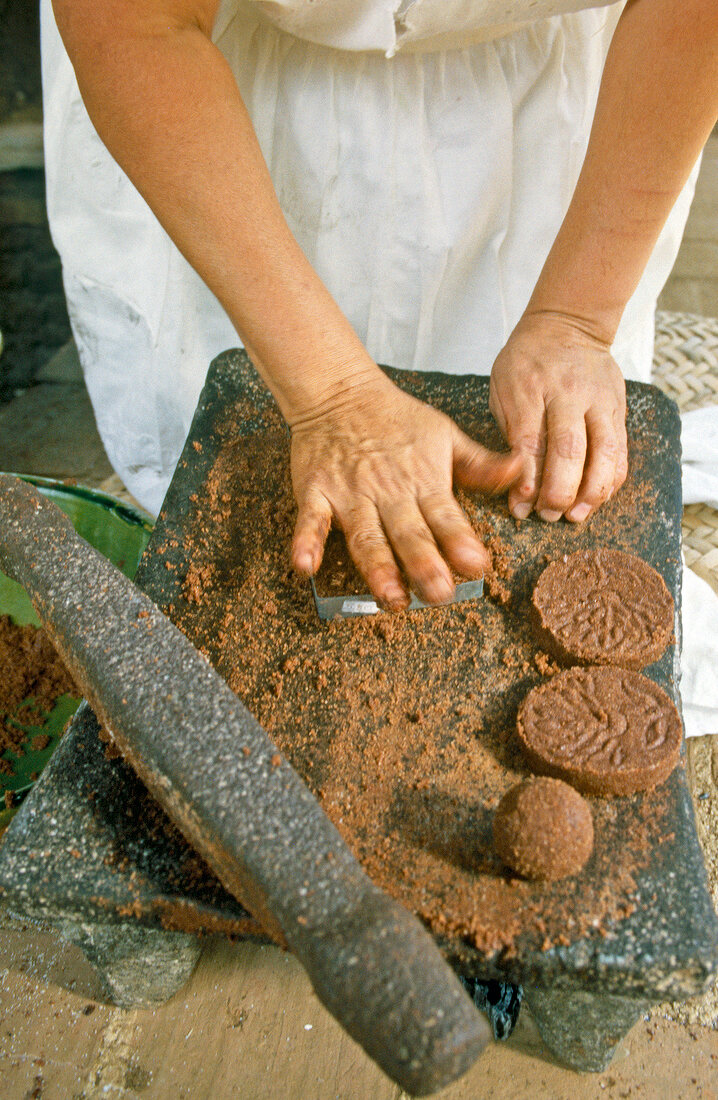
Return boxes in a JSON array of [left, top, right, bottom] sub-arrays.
[[1, 142, 718, 1100], [2, 917, 718, 1100]]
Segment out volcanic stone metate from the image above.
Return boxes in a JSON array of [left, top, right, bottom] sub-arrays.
[[2, 358, 718, 1078]]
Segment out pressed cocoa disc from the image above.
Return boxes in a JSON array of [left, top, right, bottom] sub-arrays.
[[516, 666, 682, 797], [532, 548, 674, 670], [493, 777, 594, 881]]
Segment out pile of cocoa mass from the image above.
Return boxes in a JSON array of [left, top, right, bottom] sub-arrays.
[[156, 387, 676, 960], [0, 614, 77, 777]]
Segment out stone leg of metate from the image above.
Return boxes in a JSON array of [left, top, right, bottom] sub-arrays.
[[52, 917, 202, 1008], [523, 986, 651, 1072]]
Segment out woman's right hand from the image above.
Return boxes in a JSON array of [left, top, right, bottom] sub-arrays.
[[289, 371, 522, 609]]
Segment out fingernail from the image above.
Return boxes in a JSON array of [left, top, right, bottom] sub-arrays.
[[294, 552, 314, 575], [511, 502, 532, 520], [566, 503, 591, 523], [384, 585, 408, 609], [537, 509, 563, 523], [462, 556, 488, 579], [429, 578, 455, 605]]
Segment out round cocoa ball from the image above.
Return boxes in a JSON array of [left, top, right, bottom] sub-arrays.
[[493, 777, 594, 881]]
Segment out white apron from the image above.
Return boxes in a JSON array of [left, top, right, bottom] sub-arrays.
[[40, 0, 699, 515]]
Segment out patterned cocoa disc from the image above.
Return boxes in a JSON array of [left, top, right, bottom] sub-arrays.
[[532, 548, 674, 670], [516, 666, 682, 797]]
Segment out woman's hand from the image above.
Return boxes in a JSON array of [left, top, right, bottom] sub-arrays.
[[489, 312, 628, 524], [290, 373, 522, 609]]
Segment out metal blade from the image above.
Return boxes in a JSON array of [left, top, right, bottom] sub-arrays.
[[311, 576, 484, 620]]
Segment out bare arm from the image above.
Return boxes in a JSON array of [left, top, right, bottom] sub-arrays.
[[491, 0, 718, 522], [52, 0, 376, 421], [53, 0, 520, 607]]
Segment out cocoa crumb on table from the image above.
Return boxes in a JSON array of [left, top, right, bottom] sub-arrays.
[[534, 651, 561, 677]]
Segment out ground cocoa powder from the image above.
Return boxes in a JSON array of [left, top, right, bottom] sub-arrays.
[[0, 614, 78, 771]]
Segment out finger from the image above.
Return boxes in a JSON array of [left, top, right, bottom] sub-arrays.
[[291, 487, 333, 575], [490, 380, 547, 519], [502, 423, 546, 520], [419, 492, 490, 578], [535, 400, 587, 521], [612, 404, 629, 494], [565, 409, 623, 523], [452, 428, 524, 495], [379, 500, 455, 606], [340, 501, 410, 611]]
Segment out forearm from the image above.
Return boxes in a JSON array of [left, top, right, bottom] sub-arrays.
[[527, 0, 718, 342], [52, 0, 377, 424]]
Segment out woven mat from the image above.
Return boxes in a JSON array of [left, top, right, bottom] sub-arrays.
[[653, 310, 718, 595]]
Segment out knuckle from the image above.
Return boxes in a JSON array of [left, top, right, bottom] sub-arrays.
[[510, 430, 546, 458], [557, 373, 579, 397], [423, 498, 463, 529], [394, 523, 433, 550], [541, 484, 577, 511], [514, 365, 544, 396], [552, 429, 586, 461], [592, 433, 620, 460], [347, 526, 387, 560], [301, 501, 330, 528]]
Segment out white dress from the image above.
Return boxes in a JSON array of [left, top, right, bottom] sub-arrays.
[[40, 0, 699, 515]]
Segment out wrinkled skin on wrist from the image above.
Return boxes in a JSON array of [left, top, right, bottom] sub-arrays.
[[290, 373, 522, 609], [489, 312, 628, 524]]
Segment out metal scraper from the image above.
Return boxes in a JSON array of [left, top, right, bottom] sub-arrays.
[[311, 575, 484, 619]]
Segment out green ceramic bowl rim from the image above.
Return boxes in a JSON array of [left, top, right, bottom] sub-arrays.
[[0, 474, 154, 828], [0, 472, 155, 535]]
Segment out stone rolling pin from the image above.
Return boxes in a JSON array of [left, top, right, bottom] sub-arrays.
[[0, 474, 490, 1096]]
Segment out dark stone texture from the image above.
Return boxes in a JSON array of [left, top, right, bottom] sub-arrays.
[[51, 915, 202, 1009], [523, 987, 652, 1072], [1, 353, 717, 1076]]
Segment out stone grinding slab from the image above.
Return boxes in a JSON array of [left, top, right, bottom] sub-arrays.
[[1, 351, 717, 1003]]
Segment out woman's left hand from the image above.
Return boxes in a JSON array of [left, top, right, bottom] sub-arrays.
[[489, 311, 628, 524]]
